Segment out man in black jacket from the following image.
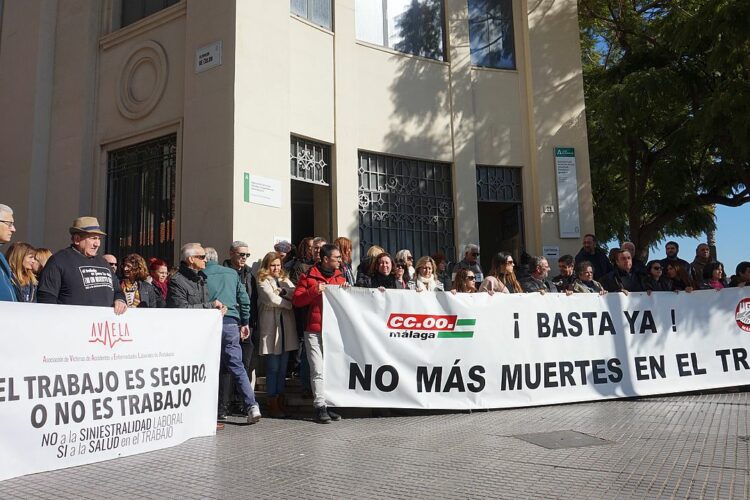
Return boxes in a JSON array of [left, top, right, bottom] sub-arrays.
[[37, 216, 126, 314], [660, 241, 691, 275], [600, 250, 645, 294], [167, 242, 225, 311], [575, 234, 613, 281], [521, 256, 558, 293], [551, 254, 576, 292]]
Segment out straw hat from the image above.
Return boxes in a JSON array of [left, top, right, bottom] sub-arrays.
[[69, 216, 107, 236]]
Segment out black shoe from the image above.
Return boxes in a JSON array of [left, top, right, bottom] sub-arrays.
[[314, 406, 331, 424], [327, 408, 342, 421], [217, 413, 228, 422]]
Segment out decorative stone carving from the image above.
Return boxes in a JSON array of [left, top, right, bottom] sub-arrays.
[[116, 41, 168, 120]]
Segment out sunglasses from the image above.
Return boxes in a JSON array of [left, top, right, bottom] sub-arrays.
[[235, 252, 250, 258], [465, 275, 475, 280], [194, 255, 207, 260]]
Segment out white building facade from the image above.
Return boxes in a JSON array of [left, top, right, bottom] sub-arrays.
[[0, 0, 593, 271]]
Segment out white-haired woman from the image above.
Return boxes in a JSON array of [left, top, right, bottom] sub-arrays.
[[395, 248, 415, 278], [257, 251, 297, 418], [408, 256, 444, 292]]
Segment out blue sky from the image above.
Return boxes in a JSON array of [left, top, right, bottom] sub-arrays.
[[639, 204, 749, 277]]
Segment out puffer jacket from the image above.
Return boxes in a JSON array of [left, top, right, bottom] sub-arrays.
[[166, 262, 213, 309], [291, 263, 345, 334]]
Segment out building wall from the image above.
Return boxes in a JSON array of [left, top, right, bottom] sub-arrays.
[[0, 0, 593, 266]]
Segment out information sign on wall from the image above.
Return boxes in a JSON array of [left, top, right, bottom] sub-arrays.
[[243, 173, 282, 208], [554, 147, 581, 238]]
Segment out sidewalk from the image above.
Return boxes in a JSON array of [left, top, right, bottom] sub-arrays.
[[3, 391, 749, 499]]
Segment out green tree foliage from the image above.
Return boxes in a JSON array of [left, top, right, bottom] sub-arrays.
[[579, 0, 749, 256]]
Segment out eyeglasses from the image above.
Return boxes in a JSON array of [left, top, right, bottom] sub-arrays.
[[235, 252, 250, 258], [0, 220, 14, 228], [194, 255, 207, 260]]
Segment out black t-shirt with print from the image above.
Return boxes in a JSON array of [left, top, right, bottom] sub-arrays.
[[37, 246, 125, 306]]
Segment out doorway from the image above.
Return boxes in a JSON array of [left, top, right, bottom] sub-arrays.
[[476, 166, 524, 272], [477, 202, 523, 272], [289, 136, 332, 246], [290, 179, 331, 245]]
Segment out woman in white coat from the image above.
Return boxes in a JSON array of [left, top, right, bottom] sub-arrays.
[[408, 256, 445, 292], [257, 251, 297, 418]]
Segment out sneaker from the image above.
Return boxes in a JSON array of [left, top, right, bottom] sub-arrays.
[[314, 406, 331, 424], [247, 404, 261, 424], [327, 408, 342, 421]]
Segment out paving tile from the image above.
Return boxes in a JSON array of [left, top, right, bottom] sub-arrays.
[[3, 392, 750, 498]]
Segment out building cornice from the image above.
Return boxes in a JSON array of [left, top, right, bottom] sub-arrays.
[[99, 1, 186, 51]]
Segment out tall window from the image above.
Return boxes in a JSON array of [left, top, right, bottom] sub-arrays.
[[106, 135, 177, 263], [121, 0, 180, 28], [358, 151, 455, 260], [290, 0, 332, 30], [468, 0, 516, 69], [356, 0, 445, 61]]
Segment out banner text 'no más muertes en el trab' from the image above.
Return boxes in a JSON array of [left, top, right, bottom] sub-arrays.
[[323, 287, 750, 409]]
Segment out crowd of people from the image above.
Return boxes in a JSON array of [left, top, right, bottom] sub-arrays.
[[1, 203, 749, 427]]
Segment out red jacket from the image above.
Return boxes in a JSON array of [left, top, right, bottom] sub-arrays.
[[292, 264, 346, 334]]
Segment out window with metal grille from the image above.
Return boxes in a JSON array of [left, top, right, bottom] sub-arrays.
[[106, 134, 177, 264], [358, 151, 455, 260], [476, 164, 522, 203], [290, 136, 331, 185], [468, 0, 516, 69], [290, 0, 332, 30], [121, 0, 180, 28]]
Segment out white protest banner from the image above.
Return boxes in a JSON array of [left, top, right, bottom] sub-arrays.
[[323, 287, 750, 409], [0, 302, 222, 482]]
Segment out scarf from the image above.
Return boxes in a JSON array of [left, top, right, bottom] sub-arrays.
[[121, 280, 141, 308], [152, 279, 168, 300], [316, 263, 335, 278]]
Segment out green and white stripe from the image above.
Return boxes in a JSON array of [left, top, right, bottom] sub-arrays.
[[438, 318, 476, 339]]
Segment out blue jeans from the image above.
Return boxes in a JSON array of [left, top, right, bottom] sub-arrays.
[[265, 351, 290, 396], [218, 318, 257, 412]]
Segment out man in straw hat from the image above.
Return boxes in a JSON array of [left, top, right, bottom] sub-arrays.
[[37, 216, 126, 313]]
